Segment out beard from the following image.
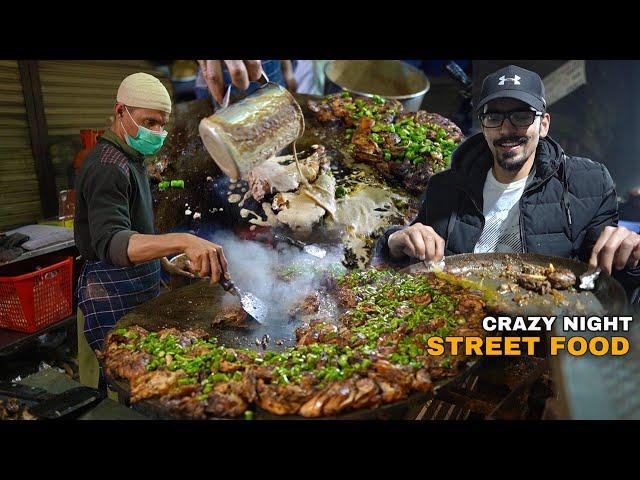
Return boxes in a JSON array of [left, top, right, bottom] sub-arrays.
[[494, 135, 532, 171], [496, 152, 528, 171]]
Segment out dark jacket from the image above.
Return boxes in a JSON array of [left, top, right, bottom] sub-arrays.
[[378, 133, 640, 299]]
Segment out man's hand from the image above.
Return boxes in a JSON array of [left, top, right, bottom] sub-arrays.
[[281, 60, 297, 92], [160, 256, 195, 279], [197, 60, 263, 104], [181, 234, 229, 284], [387, 223, 445, 262], [589, 225, 640, 274]]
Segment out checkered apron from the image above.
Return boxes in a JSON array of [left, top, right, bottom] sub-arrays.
[[78, 259, 160, 351]]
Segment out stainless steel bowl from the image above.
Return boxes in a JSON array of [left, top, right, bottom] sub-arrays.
[[324, 60, 430, 112]]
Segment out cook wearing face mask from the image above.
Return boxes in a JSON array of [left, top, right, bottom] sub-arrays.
[[74, 72, 231, 391], [119, 104, 168, 155]]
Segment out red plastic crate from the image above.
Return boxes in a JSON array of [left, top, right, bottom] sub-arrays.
[[0, 255, 74, 333]]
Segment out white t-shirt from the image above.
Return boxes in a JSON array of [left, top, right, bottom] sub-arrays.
[[473, 169, 527, 253]]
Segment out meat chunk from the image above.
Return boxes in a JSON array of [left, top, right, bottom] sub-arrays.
[[205, 390, 248, 418], [213, 304, 250, 327], [352, 377, 381, 409], [295, 321, 342, 346], [103, 349, 152, 382], [411, 369, 433, 392], [455, 294, 486, 322], [367, 372, 408, 404], [336, 283, 358, 308], [104, 325, 148, 347], [299, 380, 358, 417], [289, 292, 320, 318], [547, 268, 576, 290], [256, 379, 314, 415], [160, 395, 206, 420], [372, 360, 414, 388], [130, 370, 183, 403], [516, 274, 552, 294]]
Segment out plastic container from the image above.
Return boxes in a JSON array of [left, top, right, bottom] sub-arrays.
[[0, 255, 74, 333]]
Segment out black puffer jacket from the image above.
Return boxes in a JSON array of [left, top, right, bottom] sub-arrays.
[[378, 133, 640, 299]]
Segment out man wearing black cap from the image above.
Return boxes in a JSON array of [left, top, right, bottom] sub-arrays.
[[380, 65, 640, 300]]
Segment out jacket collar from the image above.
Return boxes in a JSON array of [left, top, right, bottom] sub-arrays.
[[449, 132, 565, 207]]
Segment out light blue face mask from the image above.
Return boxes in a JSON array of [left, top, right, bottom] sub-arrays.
[[121, 106, 167, 155]]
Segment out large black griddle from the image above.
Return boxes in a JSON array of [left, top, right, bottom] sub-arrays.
[[403, 252, 627, 316], [107, 252, 626, 420], [108, 275, 462, 419]]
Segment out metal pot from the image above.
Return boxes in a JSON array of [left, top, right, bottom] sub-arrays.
[[324, 60, 430, 112], [199, 82, 305, 182]]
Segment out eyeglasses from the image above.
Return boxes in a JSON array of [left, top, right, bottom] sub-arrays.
[[479, 110, 543, 128]]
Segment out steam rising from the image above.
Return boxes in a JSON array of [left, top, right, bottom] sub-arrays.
[[206, 230, 345, 321]]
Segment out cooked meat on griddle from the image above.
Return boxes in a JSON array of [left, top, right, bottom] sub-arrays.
[[454, 294, 487, 324], [295, 320, 351, 347], [102, 348, 152, 382], [288, 292, 320, 318], [205, 390, 248, 418], [298, 378, 359, 417], [212, 304, 250, 328], [130, 370, 183, 402], [307, 94, 402, 126], [411, 369, 433, 392], [100, 267, 491, 419], [159, 395, 206, 420], [256, 380, 314, 416], [367, 372, 408, 404], [547, 268, 576, 289], [516, 274, 552, 294], [308, 92, 463, 194], [104, 325, 149, 347], [505, 263, 577, 294], [335, 282, 359, 308]]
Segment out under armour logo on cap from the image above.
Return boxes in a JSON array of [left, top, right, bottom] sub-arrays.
[[476, 65, 546, 113], [498, 75, 521, 86]]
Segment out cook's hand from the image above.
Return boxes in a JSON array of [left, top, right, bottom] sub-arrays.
[[589, 225, 640, 274], [181, 234, 230, 284], [388, 223, 445, 262], [197, 60, 263, 104], [160, 256, 195, 278]]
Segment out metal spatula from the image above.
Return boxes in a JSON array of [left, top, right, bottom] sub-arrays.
[[219, 278, 267, 324], [272, 233, 327, 259]]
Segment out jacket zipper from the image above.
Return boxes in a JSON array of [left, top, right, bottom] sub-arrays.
[[456, 164, 562, 254], [518, 165, 562, 253]]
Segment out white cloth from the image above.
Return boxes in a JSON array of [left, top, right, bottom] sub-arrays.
[[7, 224, 73, 251], [473, 169, 527, 254], [117, 72, 172, 114], [294, 60, 329, 95]]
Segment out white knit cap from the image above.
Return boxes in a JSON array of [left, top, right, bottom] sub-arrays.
[[116, 72, 172, 114]]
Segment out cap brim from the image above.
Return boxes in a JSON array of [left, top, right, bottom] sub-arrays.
[[476, 90, 545, 113]]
